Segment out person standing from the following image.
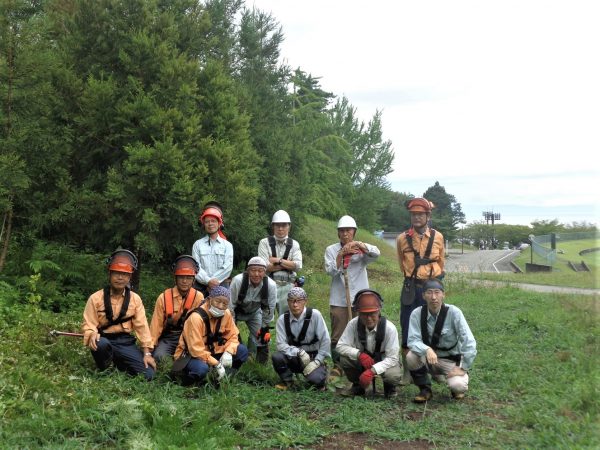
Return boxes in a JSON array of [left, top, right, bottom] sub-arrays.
[[173, 286, 248, 386], [407, 279, 476, 402], [229, 256, 277, 363], [192, 205, 234, 297], [81, 249, 155, 380], [272, 287, 331, 390], [324, 215, 380, 368], [336, 289, 402, 398], [149, 255, 204, 363], [258, 210, 302, 314], [396, 197, 445, 384]]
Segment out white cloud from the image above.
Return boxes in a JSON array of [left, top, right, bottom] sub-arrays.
[[251, 0, 600, 225]]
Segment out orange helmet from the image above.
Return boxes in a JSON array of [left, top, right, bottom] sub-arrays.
[[406, 197, 434, 213], [107, 250, 138, 273], [200, 207, 223, 225], [172, 255, 199, 276], [352, 289, 383, 312]]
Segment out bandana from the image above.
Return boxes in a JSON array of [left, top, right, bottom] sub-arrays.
[[287, 287, 307, 300], [209, 285, 230, 300]]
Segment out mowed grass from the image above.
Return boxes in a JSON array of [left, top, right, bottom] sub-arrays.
[[473, 238, 600, 290], [1, 218, 598, 448]]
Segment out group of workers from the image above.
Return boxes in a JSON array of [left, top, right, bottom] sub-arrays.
[[81, 198, 477, 403]]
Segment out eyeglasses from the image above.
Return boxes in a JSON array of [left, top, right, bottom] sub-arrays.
[[287, 298, 306, 304]]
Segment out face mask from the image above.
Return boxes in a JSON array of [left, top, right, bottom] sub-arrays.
[[209, 305, 225, 318]]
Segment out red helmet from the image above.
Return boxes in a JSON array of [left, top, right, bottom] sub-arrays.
[[406, 197, 434, 213], [199, 207, 223, 225], [107, 250, 138, 274], [172, 255, 199, 276]]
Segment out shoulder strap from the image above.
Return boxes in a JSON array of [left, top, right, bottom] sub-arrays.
[[282, 238, 293, 260], [424, 229, 436, 259], [260, 276, 269, 307], [176, 288, 197, 328], [99, 286, 133, 332], [358, 316, 386, 361], [285, 308, 316, 346], [238, 272, 250, 302], [195, 307, 223, 354], [374, 317, 387, 354], [268, 236, 277, 258], [164, 289, 174, 321], [421, 305, 454, 351]]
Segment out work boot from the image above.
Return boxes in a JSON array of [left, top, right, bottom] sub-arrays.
[[384, 383, 398, 399], [275, 380, 294, 391], [413, 386, 433, 403], [341, 383, 366, 397], [256, 346, 269, 364], [451, 391, 465, 400], [400, 354, 412, 385]]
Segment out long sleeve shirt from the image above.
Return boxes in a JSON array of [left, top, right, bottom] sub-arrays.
[[258, 236, 302, 282], [396, 227, 445, 280], [275, 307, 331, 364], [336, 317, 400, 375], [229, 273, 277, 326], [81, 288, 153, 349], [174, 303, 240, 366], [149, 287, 204, 346], [324, 242, 380, 307], [407, 304, 477, 370], [191, 235, 234, 285]]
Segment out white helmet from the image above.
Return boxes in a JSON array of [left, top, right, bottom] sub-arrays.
[[337, 215, 357, 229], [271, 210, 291, 224]]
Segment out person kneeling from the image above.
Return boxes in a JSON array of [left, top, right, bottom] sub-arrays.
[[271, 287, 331, 390], [407, 279, 477, 403], [336, 289, 402, 398], [172, 286, 248, 386]]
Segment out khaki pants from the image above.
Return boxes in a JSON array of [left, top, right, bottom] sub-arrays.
[[329, 305, 356, 345], [406, 351, 469, 394]]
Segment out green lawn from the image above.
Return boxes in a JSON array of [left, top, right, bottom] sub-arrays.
[[1, 219, 598, 448]]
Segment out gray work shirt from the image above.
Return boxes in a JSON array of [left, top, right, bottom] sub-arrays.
[[275, 307, 331, 364], [229, 273, 277, 327], [407, 304, 477, 370], [191, 235, 233, 285]]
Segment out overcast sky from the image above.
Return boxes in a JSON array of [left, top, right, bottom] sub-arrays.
[[250, 0, 599, 226]]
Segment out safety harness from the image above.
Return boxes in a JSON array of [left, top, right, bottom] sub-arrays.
[[284, 308, 319, 347], [420, 305, 458, 353], [405, 229, 436, 279], [357, 316, 387, 362], [164, 288, 198, 332], [190, 307, 225, 354], [236, 272, 269, 315], [98, 286, 134, 333]]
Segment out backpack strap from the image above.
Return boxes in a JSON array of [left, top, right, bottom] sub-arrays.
[[357, 316, 387, 362], [284, 308, 318, 347], [98, 286, 134, 332], [267, 235, 277, 258], [420, 305, 457, 351], [237, 274, 270, 314], [238, 272, 250, 303]]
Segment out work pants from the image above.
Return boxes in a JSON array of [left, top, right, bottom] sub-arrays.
[[272, 350, 327, 388], [91, 334, 154, 381], [339, 355, 402, 388], [275, 282, 293, 314], [400, 286, 425, 348], [153, 331, 182, 362], [181, 344, 249, 384], [406, 351, 469, 394], [235, 309, 266, 353]]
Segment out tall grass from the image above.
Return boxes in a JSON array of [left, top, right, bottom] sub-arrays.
[[0, 217, 598, 448]]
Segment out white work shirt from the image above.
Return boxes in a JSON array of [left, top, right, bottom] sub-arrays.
[[191, 235, 233, 285]]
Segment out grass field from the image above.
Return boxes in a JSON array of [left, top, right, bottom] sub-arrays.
[[1, 218, 598, 448]]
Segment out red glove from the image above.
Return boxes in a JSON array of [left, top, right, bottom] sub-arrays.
[[358, 352, 375, 370], [359, 369, 376, 389]]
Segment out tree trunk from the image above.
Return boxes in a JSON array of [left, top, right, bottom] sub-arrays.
[[0, 207, 13, 273]]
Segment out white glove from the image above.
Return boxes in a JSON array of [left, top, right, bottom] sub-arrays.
[[303, 359, 320, 376], [214, 363, 226, 380], [298, 349, 311, 367], [220, 351, 233, 368]]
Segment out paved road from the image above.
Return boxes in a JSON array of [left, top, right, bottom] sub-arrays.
[[445, 249, 520, 273]]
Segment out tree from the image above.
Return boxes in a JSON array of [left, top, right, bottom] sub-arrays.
[[380, 191, 413, 231], [422, 181, 466, 241]]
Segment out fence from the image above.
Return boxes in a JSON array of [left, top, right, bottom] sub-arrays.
[[531, 231, 600, 266]]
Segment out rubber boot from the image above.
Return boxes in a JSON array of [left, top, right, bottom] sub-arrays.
[[384, 383, 398, 399]]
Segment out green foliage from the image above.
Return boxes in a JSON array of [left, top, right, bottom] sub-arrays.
[[423, 181, 466, 240]]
